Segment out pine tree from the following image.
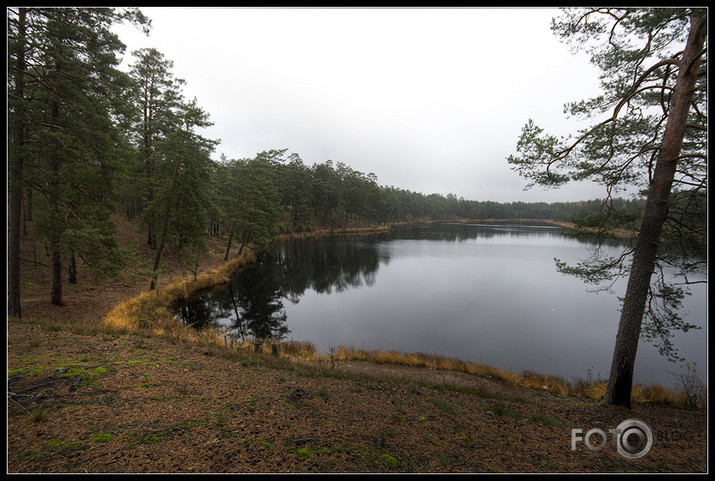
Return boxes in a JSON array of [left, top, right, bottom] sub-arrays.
[[127, 48, 186, 249], [7, 7, 149, 309], [147, 98, 219, 290], [507, 8, 707, 407], [220, 151, 284, 261]]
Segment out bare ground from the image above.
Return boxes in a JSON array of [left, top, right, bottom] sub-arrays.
[[6, 215, 708, 474]]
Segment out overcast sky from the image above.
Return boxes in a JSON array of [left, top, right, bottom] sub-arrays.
[[112, 7, 611, 203]]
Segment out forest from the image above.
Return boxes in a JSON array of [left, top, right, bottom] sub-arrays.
[[7, 7, 648, 314]]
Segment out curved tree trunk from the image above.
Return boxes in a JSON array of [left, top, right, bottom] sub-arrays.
[[149, 166, 180, 291], [604, 10, 707, 408]]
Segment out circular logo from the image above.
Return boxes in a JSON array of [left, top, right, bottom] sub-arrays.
[[615, 419, 653, 460]]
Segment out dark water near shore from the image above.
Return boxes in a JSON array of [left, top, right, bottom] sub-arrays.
[[176, 223, 707, 385]]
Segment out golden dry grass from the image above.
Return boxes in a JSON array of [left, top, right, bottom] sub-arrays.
[[321, 345, 691, 406], [103, 250, 255, 333]]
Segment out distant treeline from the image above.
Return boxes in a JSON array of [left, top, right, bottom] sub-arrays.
[[182, 151, 647, 239]]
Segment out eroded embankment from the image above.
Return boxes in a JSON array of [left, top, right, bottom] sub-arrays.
[[103, 250, 256, 333]]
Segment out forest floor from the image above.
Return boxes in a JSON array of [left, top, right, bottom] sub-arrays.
[[7, 215, 708, 474]]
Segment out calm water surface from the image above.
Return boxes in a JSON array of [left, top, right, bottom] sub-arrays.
[[177, 223, 707, 385]]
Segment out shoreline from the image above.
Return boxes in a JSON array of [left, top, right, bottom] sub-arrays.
[[98, 224, 695, 409]]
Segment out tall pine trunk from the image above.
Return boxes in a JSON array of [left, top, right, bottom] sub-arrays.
[[49, 100, 64, 306], [68, 251, 77, 284], [604, 10, 707, 408], [144, 105, 157, 249], [224, 221, 235, 261], [50, 240, 64, 306], [7, 8, 27, 318]]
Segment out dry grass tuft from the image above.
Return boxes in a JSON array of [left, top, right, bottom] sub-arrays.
[[521, 371, 570, 396], [280, 340, 325, 361], [582, 382, 608, 401]]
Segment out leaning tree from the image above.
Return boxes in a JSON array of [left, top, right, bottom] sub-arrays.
[[507, 8, 707, 408]]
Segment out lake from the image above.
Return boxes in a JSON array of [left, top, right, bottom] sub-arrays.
[[176, 223, 707, 386]]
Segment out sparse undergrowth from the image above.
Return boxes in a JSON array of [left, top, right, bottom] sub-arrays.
[[7, 318, 708, 473]]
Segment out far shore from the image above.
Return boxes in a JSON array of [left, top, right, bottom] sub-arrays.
[[278, 217, 638, 241]]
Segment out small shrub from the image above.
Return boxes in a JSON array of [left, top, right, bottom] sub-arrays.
[[30, 405, 48, 423], [489, 403, 521, 418], [215, 414, 228, 427], [63, 440, 86, 450], [92, 433, 113, 443], [315, 387, 333, 400], [389, 412, 405, 423], [295, 446, 332, 458], [527, 412, 561, 426], [256, 440, 273, 452], [239, 358, 260, 367], [431, 399, 458, 415], [142, 433, 165, 444], [46, 439, 62, 448], [670, 362, 706, 409], [377, 453, 399, 470]]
